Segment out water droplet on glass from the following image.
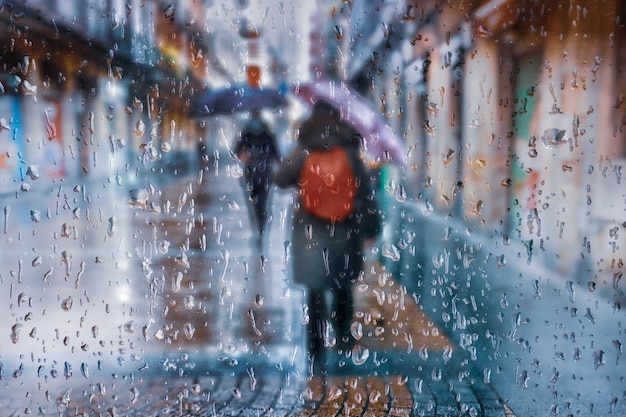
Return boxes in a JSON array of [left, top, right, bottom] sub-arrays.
[[328, 385, 342, 401], [171, 271, 183, 292], [124, 321, 137, 333], [128, 188, 149, 210], [381, 243, 400, 262], [593, 350, 605, 369], [80, 363, 89, 378], [163, 4, 175, 20], [61, 296, 73, 311], [26, 165, 40, 180], [351, 344, 369, 366], [183, 322, 196, 340], [350, 321, 363, 341], [10, 323, 22, 344], [134, 119, 145, 136], [175, 252, 189, 268], [30, 209, 41, 222], [161, 141, 172, 153], [541, 128, 567, 148], [64, 361, 73, 379], [566, 281, 575, 302], [107, 216, 118, 237], [443, 148, 455, 166], [431, 366, 442, 382]]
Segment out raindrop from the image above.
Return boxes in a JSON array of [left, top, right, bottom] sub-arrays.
[[10, 323, 22, 344], [134, 119, 146, 136], [81, 363, 89, 378], [381, 243, 400, 262], [3, 205, 10, 233], [587, 281, 597, 292], [351, 344, 370, 366], [419, 345, 429, 360], [424, 120, 437, 136], [593, 350, 605, 369], [431, 366, 442, 382], [130, 387, 139, 405], [61, 296, 73, 311], [350, 321, 363, 341], [483, 367, 491, 384], [107, 216, 118, 237], [613, 272, 622, 289], [157, 240, 171, 254], [25, 165, 40, 180], [327, 385, 343, 401], [541, 128, 567, 148], [613, 340, 622, 365], [175, 252, 189, 268], [124, 321, 137, 333], [12, 363, 24, 378], [161, 141, 172, 153], [443, 148, 455, 166], [171, 271, 183, 292], [30, 209, 41, 222], [183, 295, 195, 309], [584, 307, 596, 324], [128, 188, 149, 210], [64, 362, 72, 379], [163, 4, 175, 20], [566, 281, 575, 302], [254, 294, 264, 307], [183, 322, 196, 340]]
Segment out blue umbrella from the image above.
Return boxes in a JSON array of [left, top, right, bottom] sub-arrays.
[[190, 84, 287, 117]]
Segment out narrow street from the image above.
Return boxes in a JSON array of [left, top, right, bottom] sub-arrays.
[[1, 153, 623, 416]]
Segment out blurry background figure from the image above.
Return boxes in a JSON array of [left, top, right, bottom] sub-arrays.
[[234, 109, 280, 245], [275, 100, 381, 376]]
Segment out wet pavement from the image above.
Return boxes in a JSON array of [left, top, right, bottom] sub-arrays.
[[0, 154, 624, 416]]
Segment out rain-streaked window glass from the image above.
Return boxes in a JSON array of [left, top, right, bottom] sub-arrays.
[[0, 1, 624, 416]]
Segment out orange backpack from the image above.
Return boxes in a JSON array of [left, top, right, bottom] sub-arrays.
[[299, 146, 357, 222]]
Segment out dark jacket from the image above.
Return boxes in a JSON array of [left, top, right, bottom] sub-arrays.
[[234, 118, 279, 179], [275, 102, 381, 290]]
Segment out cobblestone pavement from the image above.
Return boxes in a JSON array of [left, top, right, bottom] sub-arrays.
[[0, 368, 515, 416]]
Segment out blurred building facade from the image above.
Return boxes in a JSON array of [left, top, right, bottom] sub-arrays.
[[0, 0, 310, 194], [336, 0, 626, 283], [1, 0, 624, 285]]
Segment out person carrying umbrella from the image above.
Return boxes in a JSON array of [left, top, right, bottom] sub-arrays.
[[234, 109, 280, 243], [275, 100, 382, 376]]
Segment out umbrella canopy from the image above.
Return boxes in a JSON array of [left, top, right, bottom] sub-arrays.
[[292, 79, 405, 165], [190, 84, 287, 117]]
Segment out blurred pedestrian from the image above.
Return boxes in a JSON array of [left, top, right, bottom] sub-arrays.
[[234, 109, 280, 244], [275, 100, 381, 376]]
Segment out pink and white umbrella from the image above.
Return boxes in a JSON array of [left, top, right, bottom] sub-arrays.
[[292, 79, 405, 166]]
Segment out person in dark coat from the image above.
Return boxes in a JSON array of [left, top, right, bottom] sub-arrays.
[[234, 109, 280, 242], [275, 100, 381, 375]]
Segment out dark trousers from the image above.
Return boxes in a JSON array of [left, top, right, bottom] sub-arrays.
[[306, 282, 354, 375], [244, 171, 272, 235]]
